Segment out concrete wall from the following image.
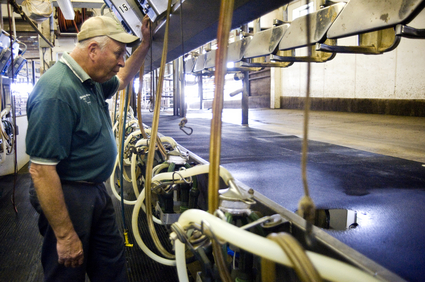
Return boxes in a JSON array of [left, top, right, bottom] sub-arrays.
[[272, 2, 425, 112]]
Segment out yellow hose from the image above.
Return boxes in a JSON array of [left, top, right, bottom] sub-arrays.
[[265, 233, 322, 282], [137, 63, 148, 139], [208, 0, 234, 214], [117, 90, 126, 162], [143, 0, 175, 259], [207, 1, 235, 281]]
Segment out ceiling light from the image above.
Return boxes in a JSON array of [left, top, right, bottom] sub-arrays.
[[56, 0, 75, 20]]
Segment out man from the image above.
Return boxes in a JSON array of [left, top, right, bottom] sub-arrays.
[[26, 15, 151, 281]]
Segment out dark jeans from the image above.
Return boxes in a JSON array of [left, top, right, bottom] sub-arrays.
[[29, 181, 128, 282]]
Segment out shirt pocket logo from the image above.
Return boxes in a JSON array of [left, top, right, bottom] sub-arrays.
[[79, 94, 92, 105]]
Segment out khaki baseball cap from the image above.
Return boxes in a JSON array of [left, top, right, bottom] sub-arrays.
[[77, 16, 139, 43]]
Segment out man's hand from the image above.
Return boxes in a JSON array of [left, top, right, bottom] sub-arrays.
[[57, 231, 84, 268], [141, 14, 152, 44]]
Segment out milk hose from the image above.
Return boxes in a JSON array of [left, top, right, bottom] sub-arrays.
[[176, 209, 380, 282]]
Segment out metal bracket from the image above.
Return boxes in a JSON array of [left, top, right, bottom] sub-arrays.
[[395, 24, 425, 39], [317, 28, 401, 55]]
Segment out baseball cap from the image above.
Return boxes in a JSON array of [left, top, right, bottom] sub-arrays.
[[77, 16, 139, 43]]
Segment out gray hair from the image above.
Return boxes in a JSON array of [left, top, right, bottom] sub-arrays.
[[76, 35, 111, 51]]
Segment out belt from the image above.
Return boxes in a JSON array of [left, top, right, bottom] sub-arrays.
[[61, 180, 103, 186]]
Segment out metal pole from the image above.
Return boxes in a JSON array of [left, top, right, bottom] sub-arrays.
[[242, 71, 249, 125], [241, 24, 249, 125], [198, 74, 203, 109], [31, 60, 35, 85], [179, 56, 186, 117]]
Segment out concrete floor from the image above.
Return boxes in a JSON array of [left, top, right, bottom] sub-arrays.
[[186, 108, 425, 164]]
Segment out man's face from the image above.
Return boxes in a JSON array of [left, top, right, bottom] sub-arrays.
[[94, 39, 126, 83]]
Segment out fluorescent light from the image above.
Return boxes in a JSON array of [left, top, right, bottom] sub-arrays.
[[57, 0, 75, 20]]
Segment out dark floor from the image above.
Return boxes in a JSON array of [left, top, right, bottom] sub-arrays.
[[144, 112, 425, 282], [0, 164, 44, 282]]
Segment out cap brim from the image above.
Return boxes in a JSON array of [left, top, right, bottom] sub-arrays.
[[108, 32, 139, 44]]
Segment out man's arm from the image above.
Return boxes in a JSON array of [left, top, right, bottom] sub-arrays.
[[29, 163, 84, 268], [117, 15, 152, 91]]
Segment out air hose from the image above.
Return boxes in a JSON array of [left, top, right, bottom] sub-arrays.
[[143, 0, 175, 259]]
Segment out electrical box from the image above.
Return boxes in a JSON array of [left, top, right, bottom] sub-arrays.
[[138, 0, 180, 22], [103, 0, 181, 39], [104, 0, 145, 39]]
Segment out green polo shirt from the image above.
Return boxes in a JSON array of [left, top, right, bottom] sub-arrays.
[[26, 52, 118, 183]]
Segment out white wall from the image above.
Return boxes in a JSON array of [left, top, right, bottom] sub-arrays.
[[273, 3, 425, 102]]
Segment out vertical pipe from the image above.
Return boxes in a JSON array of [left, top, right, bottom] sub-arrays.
[[241, 71, 249, 125], [198, 74, 203, 109], [173, 59, 180, 116], [31, 60, 35, 85], [179, 56, 186, 117]]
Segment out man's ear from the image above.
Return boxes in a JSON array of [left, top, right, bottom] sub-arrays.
[[88, 41, 100, 60]]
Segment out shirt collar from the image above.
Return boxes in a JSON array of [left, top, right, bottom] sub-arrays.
[[60, 52, 91, 83]]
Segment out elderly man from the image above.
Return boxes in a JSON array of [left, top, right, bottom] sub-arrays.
[[26, 15, 151, 281]]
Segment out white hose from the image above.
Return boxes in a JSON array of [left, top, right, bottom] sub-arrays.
[[151, 164, 233, 185], [175, 239, 189, 282], [1, 105, 11, 118], [177, 209, 380, 282], [138, 187, 162, 224], [152, 162, 170, 176], [0, 105, 11, 164], [159, 136, 177, 149], [123, 130, 143, 166], [131, 152, 144, 198], [110, 156, 137, 205], [132, 186, 176, 266], [129, 137, 175, 199]]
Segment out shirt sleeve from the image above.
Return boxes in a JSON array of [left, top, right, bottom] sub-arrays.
[[26, 98, 77, 161]]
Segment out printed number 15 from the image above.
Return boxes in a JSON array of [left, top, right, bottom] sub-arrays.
[[119, 3, 129, 13]]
